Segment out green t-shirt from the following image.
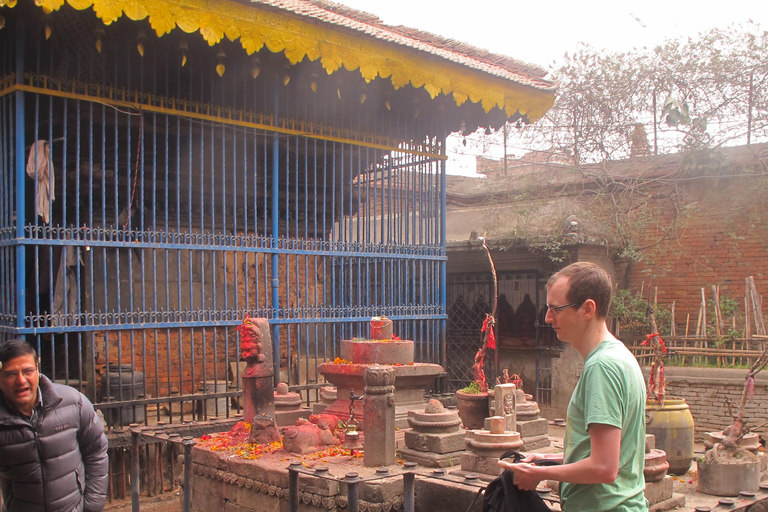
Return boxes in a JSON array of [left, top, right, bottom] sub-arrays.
[[560, 338, 648, 512]]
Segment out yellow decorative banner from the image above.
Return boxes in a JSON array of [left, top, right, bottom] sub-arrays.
[[4, 0, 556, 120]]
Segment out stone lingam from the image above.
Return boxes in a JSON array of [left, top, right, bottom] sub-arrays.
[[317, 321, 444, 429]]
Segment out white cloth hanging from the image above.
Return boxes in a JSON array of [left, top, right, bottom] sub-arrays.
[[26, 140, 55, 224]]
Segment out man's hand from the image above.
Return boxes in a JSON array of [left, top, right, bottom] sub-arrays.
[[497, 460, 542, 491]]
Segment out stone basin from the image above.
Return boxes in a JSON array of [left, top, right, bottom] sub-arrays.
[[317, 362, 444, 429]]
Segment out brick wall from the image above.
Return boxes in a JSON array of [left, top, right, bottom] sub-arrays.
[[624, 172, 768, 328]]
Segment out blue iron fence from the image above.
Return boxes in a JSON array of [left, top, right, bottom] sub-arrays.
[[0, 10, 447, 429]]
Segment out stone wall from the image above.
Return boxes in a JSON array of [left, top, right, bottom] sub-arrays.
[[646, 366, 768, 440]]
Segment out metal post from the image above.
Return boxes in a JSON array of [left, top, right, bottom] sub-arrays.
[[345, 472, 360, 512], [288, 461, 302, 512], [270, 73, 281, 386], [14, 19, 26, 328], [130, 426, 140, 512], [182, 437, 195, 512], [403, 462, 417, 512]]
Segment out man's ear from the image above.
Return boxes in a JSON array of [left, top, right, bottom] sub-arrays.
[[582, 299, 598, 319]]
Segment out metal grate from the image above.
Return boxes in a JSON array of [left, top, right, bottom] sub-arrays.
[[0, 12, 447, 428]]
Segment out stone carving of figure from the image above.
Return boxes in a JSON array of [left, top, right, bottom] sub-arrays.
[[503, 393, 515, 416]]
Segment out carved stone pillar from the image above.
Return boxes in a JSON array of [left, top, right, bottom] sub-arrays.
[[363, 366, 396, 467]]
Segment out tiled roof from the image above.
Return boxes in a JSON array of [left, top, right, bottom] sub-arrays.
[[250, 0, 557, 92]]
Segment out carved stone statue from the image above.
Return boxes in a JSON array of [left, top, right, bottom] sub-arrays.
[[237, 316, 279, 443]]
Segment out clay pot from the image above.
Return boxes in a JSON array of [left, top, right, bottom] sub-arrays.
[[645, 397, 694, 475], [455, 390, 490, 429]]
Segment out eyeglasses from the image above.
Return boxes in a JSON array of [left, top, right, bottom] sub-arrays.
[[546, 301, 585, 315], [1, 367, 38, 382]]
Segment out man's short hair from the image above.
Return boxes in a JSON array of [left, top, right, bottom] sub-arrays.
[[0, 338, 38, 367], [548, 262, 613, 318]]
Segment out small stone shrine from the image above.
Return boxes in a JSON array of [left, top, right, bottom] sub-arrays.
[[643, 434, 684, 510], [486, 388, 550, 451], [461, 416, 524, 476], [398, 399, 465, 467], [273, 382, 309, 426]]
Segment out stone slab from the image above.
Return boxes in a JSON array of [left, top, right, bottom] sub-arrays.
[[398, 446, 463, 468], [405, 429, 467, 454], [414, 476, 485, 512], [274, 407, 310, 427], [516, 417, 548, 437], [493, 384, 517, 431], [644, 475, 674, 505], [521, 435, 551, 452], [648, 493, 685, 512], [460, 452, 502, 476]]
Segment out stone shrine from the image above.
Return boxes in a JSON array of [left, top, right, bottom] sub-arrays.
[[461, 416, 524, 476], [398, 399, 465, 467], [273, 382, 309, 426]]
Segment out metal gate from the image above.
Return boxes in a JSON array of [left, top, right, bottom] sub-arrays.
[[0, 9, 447, 429], [446, 268, 561, 405]]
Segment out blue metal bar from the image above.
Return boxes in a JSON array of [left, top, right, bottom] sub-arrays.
[[14, 20, 25, 328]]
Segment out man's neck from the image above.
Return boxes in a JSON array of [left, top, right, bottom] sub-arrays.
[[574, 321, 614, 359]]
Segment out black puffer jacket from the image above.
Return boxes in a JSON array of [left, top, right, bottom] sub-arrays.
[[0, 375, 109, 512]]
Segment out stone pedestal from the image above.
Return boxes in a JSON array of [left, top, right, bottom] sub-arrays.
[[273, 382, 309, 426], [399, 399, 465, 467], [363, 366, 396, 467], [460, 417, 524, 476]]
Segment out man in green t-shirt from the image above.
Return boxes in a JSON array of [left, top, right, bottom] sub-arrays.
[[498, 262, 647, 512]]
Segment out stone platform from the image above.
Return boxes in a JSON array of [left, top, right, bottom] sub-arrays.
[[177, 422, 768, 512]]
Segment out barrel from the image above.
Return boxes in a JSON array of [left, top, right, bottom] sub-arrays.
[[645, 397, 695, 475], [101, 364, 145, 426]]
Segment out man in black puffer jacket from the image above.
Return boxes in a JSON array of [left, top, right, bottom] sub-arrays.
[[0, 338, 109, 512]]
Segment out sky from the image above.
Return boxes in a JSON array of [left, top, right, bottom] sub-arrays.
[[337, 0, 766, 70], [336, 1, 767, 175]]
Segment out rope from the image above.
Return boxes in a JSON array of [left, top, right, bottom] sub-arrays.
[[123, 110, 144, 230]]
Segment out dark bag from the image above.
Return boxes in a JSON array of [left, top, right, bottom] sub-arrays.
[[482, 450, 555, 512]]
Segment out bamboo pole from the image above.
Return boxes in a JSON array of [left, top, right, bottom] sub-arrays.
[[671, 301, 676, 337]]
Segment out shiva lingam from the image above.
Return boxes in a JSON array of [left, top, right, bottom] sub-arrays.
[[339, 390, 364, 455], [317, 318, 444, 429]]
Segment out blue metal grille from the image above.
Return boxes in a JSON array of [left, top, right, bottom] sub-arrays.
[[0, 12, 447, 426]]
